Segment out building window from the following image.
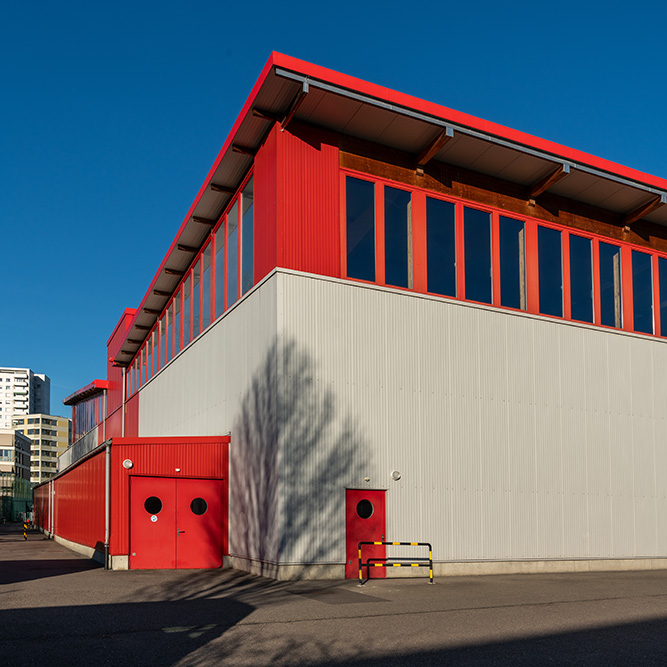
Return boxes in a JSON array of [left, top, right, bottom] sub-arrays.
[[241, 178, 254, 296], [569, 235, 594, 323], [464, 207, 492, 304], [599, 242, 622, 328], [215, 226, 225, 317], [632, 250, 653, 334], [346, 176, 376, 282], [227, 201, 239, 307], [174, 294, 181, 356], [183, 276, 192, 347], [426, 197, 456, 297], [538, 225, 563, 317], [659, 257, 667, 337], [384, 186, 412, 289], [202, 244, 211, 331], [192, 259, 201, 339], [499, 216, 526, 310]]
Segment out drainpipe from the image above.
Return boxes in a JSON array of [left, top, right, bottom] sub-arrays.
[[104, 439, 111, 570], [50, 480, 54, 539], [121, 367, 126, 437], [102, 389, 107, 442]]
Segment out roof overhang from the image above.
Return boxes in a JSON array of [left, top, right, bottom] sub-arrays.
[[113, 52, 667, 365], [63, 380, 109, 406]]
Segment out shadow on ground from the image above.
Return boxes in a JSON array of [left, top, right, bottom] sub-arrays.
[[0, 597, 253, 666]]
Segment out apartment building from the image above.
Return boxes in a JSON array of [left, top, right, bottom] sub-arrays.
[[0, 367, 50, 429], [13, 414, 70, 483]]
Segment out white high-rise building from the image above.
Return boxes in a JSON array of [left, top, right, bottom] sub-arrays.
[[0, 368, 51, 430]]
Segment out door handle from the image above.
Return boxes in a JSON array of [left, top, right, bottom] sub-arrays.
[[178, 530, 186, 534]]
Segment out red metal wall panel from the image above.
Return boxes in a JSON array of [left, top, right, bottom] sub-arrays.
[[277, 122, 341, 278], [253, 123, 278, 285], [106, 309, 135, 419], [124, 393, 139, 438], [110, 437, 229, 556], [34, 484, 48, 529], [105, 406, 122, 440], [53, 451, 106, 550]]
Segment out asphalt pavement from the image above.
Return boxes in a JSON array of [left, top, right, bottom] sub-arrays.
[[3, 522, 667, 665]]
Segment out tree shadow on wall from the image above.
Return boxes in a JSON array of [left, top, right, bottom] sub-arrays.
[[231, 338, 369, 574]]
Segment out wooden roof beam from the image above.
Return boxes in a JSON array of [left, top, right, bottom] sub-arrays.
[[210, 183, 235, 195], [153, 289, 171, 297], [623, 194, 667, 227], [164, 268, 185, 276], [192, 216, 216, 226], [252, 108, 282, 123], [232, 144, 256, 157], [177, 244, 198, 253], [416, 127, 454, 173], [529, 163, 571, 199]]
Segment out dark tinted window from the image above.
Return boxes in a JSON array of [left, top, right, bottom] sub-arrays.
[[356, 499, 374, 519], [599, 242, 622, 328], [144, 497, 162, 514], [499, 216, 526, 309], [464, 207, 492, 304], [190, 498, 208, 515], [569, 235, 594, 323], [426, 197, 456, 297], [659, 257, 667, 337], [227, 202, 239, 307], [242, 179, 254, 295], [538, 226, 563, 317], [632, 250, 653, 334], [384, 186, 411, 288], [346, 177, 376, 281]]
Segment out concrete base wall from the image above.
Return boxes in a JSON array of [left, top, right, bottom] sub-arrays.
[[228, 555, 345, 580], [51, 533, 104, 565], [425, 559, 667, 577]]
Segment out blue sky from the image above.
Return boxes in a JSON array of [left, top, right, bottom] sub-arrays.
[[2, 1, 666, 415]]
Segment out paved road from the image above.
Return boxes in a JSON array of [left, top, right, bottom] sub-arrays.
[[3, 523, 667, 665]]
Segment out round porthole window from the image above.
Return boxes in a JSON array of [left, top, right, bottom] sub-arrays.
[[144, 496, 162, 514], [190, 498, 208, 515], [356, 499, 374, 519]]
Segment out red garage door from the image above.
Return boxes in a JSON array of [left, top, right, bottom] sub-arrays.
[[129, 476, 224, 569]]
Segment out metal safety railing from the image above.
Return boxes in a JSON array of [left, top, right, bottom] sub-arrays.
[[358, 541, 434, 584]]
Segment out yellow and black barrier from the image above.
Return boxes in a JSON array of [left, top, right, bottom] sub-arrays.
[[23, 521, 29, 541], [358, 541, 433, 585]]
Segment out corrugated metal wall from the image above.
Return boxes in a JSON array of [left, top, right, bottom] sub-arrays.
[[138, 277, 279, 563], [53, 451, 105, 550], [277, 271, 667, 564], [277, 123, 340, 278], [111, 438, 228, 556], [137, 269, 667, 567]]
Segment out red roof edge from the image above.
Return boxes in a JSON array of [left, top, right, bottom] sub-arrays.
[[63, 379, 109, 406]]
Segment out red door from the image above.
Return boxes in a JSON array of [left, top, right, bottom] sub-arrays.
[[176, 478, 223, 568], [345, 489, 386, 579], [130, 477, 176, 569], [130, 477, 224, 569]]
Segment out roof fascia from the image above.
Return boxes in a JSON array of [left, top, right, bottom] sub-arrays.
[[271, 53, 667, 192]]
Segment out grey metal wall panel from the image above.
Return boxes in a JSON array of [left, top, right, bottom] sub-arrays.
[[138, 278, 279, 563], [278, 272, 667, 565], [139, 269, 667, 567]]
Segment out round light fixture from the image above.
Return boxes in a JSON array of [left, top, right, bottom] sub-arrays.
[[122, 459, 133, 470], [391, 470, 401, 481]]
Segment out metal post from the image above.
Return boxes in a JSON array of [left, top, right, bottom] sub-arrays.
[[104, 440, 111, 570], [358, 543, 363, 586]]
